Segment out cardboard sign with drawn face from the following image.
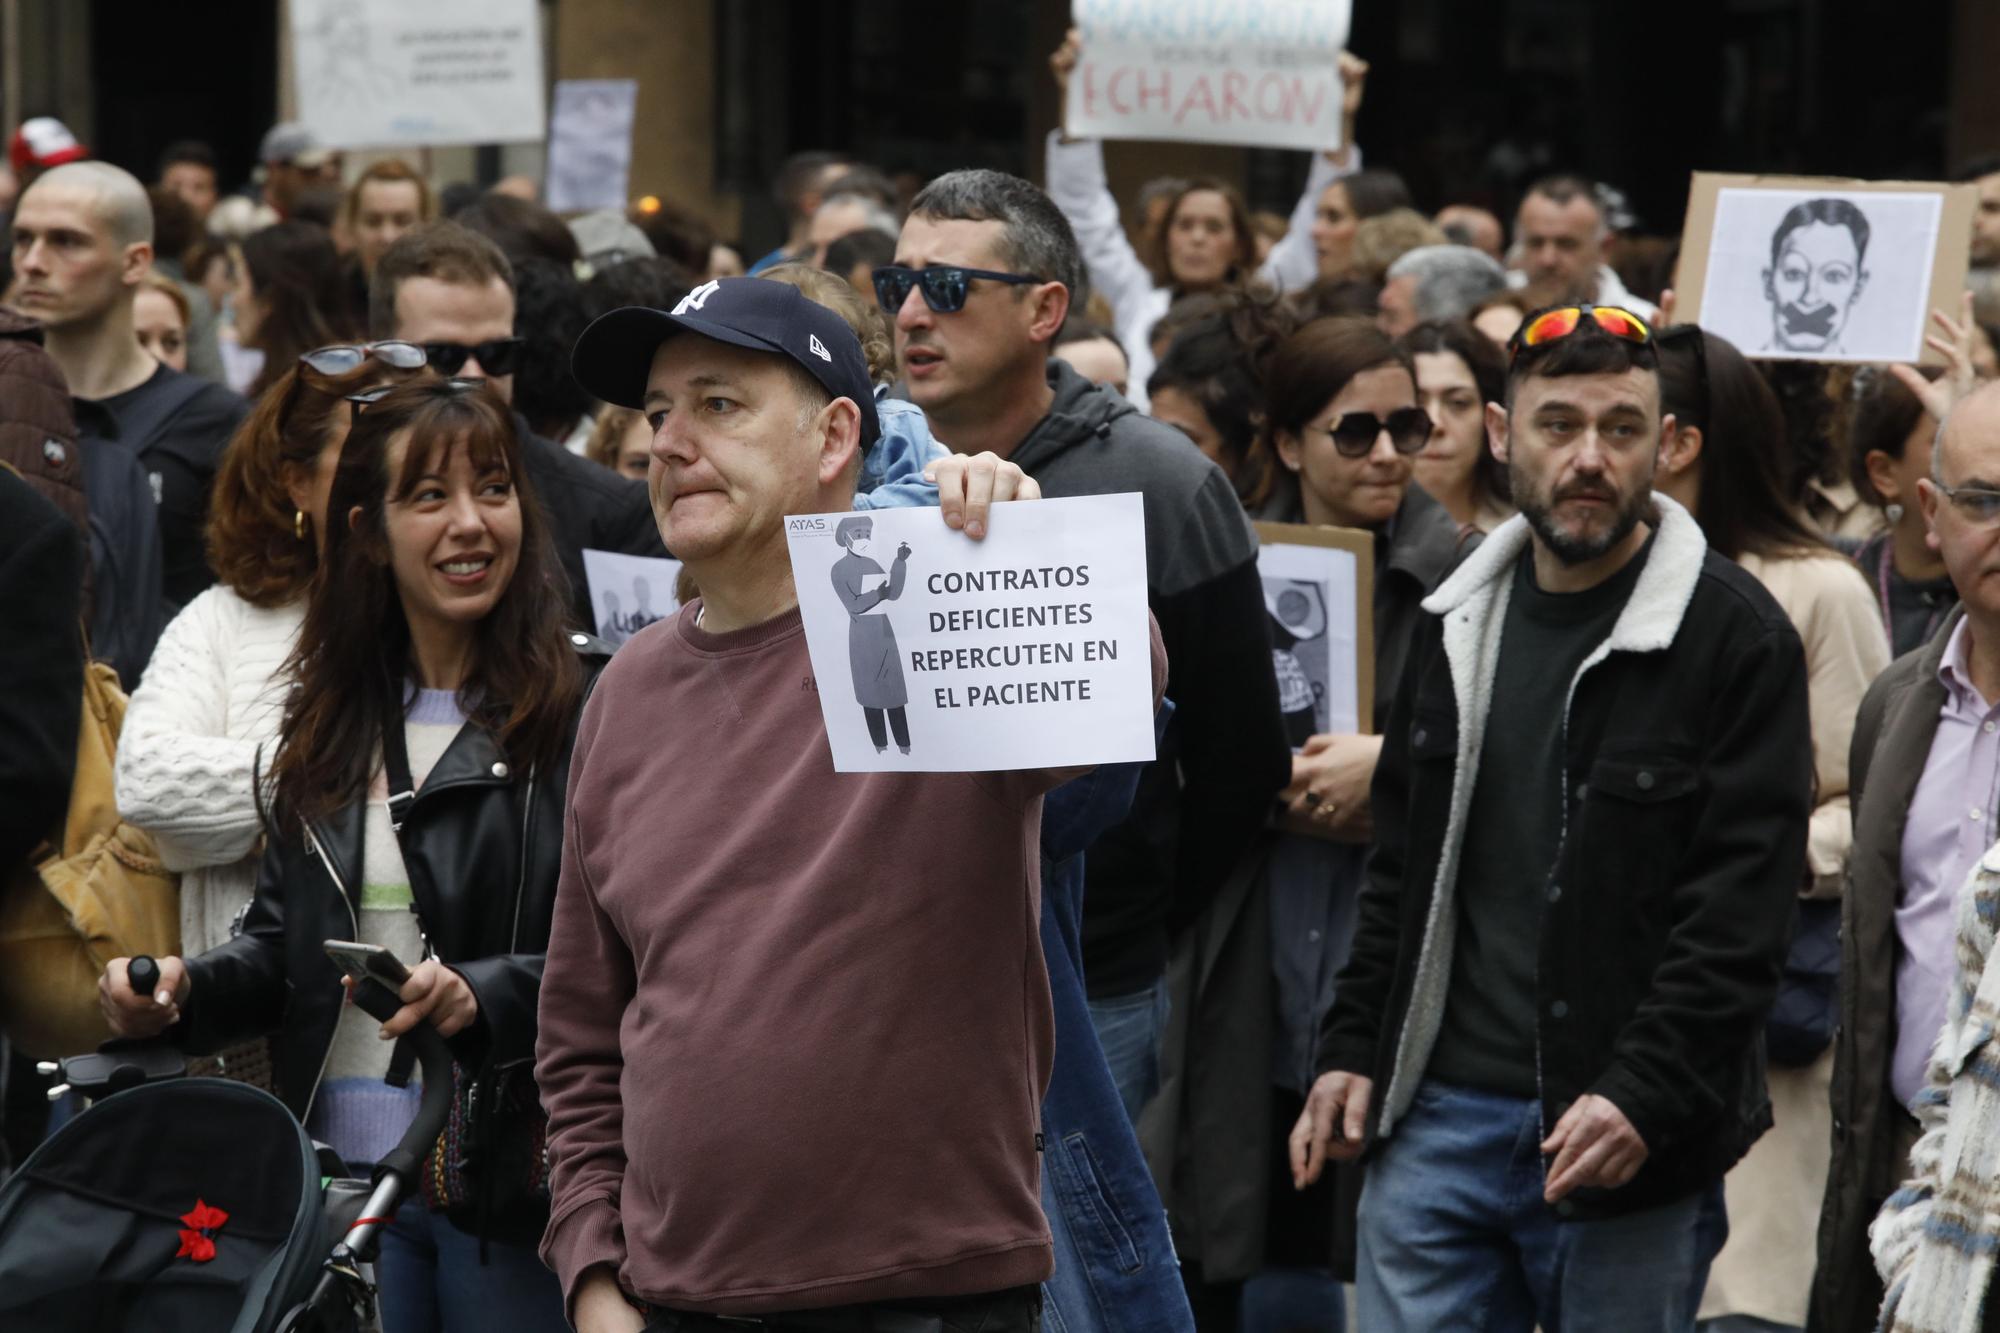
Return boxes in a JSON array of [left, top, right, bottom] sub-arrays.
[[1675, 173, 1975, 365]]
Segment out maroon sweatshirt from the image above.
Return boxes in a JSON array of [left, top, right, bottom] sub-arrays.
[[536, 601, 1166, 1315]]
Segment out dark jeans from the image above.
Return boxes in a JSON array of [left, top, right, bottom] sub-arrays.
[[864, 706, 910, 750], [642, 1285, 1040, 1332], [375, 1199, 566, 1333]]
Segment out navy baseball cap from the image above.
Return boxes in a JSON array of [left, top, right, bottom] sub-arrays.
[[571, 277, 880, 446]]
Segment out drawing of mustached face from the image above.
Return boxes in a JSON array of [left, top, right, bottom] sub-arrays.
[[1763, 220, 1868, 352]]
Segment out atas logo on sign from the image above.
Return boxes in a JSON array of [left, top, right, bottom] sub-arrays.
[[674, 280, 721, 315], [808, 333, 832, 363], [787, 517, 828, 532]]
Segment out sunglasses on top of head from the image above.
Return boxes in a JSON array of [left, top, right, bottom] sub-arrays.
[[418, 337, 526, 376], [1506, 305, 1653, 364], [871, 265, 1046, 315], [278, 341, 430, 436], [297, 341, 428, 376]]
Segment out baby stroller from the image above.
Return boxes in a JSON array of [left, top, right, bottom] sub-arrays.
[[0, 957, 454, 1332]]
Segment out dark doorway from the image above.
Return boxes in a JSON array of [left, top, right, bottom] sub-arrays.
[[89, 0, 279, 195]]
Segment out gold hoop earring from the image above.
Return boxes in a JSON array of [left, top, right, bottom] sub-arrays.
[[294, 509, 309, 541]]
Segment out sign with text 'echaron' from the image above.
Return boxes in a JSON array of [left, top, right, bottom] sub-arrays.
[[785, 494, 1156, 773], [1064, 0, 1352, 151]]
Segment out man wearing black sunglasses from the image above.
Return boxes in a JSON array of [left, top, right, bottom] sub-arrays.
[[892, 169, 1291, 1122], [371, 222, 667, 626]]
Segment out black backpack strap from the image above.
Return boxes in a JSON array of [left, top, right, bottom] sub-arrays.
[[93, 369, 209, 455]]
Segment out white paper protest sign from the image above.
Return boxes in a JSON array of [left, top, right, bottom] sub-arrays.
[[291, 0, 547, 149], [1065, 0, 1351, 151], [1253, 523, 1373, 740], [546, 79, 638, 213], [785, 495, 1156, 773], [582, 548, 682, 647]]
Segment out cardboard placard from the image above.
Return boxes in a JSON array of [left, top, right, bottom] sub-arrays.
[[291, 0, 546, 149], [1672, 172, 1976, 364], [1254, 521, 1374, 737], [1064, 0, 1351, 151], [785, 495, 1156, 773]]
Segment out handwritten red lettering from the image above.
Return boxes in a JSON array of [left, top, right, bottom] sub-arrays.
[[1175, 73, 1218, 126], [1256, 72, 1290, 121], [1288, 75, 1328, 127], [1136, 67, 1172, 114], [1222, 68, 1252, 123]]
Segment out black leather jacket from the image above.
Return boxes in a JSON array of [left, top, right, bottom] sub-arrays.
[[177, 634, 611, 1121]]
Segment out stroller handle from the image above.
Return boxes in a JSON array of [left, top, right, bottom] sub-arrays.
[[346, 976, 457, 1188]]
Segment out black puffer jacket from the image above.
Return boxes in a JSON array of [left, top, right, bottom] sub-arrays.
[[177, 633, 612, 1119]]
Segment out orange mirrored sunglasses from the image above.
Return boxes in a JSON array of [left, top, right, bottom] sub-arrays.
[[1509, 305, 1652, 361]]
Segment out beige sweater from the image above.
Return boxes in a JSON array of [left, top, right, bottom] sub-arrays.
[[1701, 548, 1891, 1325]]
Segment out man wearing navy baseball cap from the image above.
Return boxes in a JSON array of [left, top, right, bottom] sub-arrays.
[[538, 276, 1165, 1332]]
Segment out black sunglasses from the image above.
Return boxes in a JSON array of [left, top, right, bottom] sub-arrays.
[[1316, 408, 1435, 458], [872, 265, 1046, 315], [419, 337, 525, 376]]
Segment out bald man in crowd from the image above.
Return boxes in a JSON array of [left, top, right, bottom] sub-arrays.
[[11, 160, 246, 615]]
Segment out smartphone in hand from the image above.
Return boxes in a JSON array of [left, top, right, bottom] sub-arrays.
[[322, 939, 412, 989]]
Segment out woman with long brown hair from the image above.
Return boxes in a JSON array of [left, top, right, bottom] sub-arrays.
[[103, 380, 604, 1331], [1166, 319, 1467, 1326], [1651, 325, 1890, 1333], [116, 342, 429, 962]]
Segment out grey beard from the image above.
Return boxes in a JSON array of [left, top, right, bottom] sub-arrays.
[[1518, 489, 1647, 566]]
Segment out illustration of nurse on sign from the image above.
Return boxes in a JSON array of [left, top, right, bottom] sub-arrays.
[[830, 515, 913, 754]]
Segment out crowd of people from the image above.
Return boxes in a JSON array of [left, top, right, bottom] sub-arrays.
[[7, 30, 2000, 1333]]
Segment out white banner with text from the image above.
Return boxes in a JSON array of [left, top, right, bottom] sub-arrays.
[[1064, 0, 1351, 150]]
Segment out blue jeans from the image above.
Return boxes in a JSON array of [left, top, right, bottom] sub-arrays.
[[1086, 978, 1170, 1125], [375, 1201, 568, 1333], [1357, 1081, 1727, 1333], [1037, 756, 1195, 1333]]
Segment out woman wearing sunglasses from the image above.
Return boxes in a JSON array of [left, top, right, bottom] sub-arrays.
[[104, 378, 600, 1331], [1171, 318, 1468, 1326], [116, 342, 432, 971], [1648, 325, 1890, 1333]]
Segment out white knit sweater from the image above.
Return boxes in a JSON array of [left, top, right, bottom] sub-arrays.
[[114, 586, 304, 956]]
